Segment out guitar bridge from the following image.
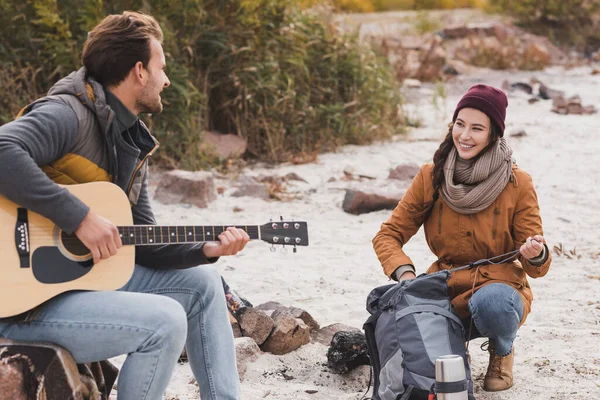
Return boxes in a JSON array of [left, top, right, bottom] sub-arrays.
[[15, 208, 30, 268]]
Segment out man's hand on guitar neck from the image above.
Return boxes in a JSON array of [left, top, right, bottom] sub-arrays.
[[75, 210, 123, 264], [202, 227, 250, 259]]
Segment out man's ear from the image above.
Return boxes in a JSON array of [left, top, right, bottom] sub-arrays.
[[133, 61, 145, 84]]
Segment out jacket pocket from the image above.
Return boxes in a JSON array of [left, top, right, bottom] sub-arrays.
[[477, 262, 525, 288]]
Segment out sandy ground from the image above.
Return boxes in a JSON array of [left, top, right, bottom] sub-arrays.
[[110, 63, 600, 399]]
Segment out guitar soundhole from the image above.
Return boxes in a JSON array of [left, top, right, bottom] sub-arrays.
[[60, 232, 90, 257]]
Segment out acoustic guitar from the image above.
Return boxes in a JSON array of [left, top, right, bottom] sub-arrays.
[[0, 181, 309, 318]]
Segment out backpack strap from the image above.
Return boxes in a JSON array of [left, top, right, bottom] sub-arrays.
[[398, 385, 414, 400], [363, 317, 382, 399], [395, 304, 464, 328]]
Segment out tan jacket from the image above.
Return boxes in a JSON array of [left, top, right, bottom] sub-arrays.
[[373, 163, 551, 322]]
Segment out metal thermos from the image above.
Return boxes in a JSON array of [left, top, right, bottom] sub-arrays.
[[434, 355, 468, 400]]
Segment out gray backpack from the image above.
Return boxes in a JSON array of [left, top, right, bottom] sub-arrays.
[[363, 271, 475, 400]]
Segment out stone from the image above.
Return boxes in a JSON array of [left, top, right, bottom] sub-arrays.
[[326, 331, 370, 374], [260, 312, 310, 355], [255, 302, 319, 333], [509, 129, 527, 138], [342, 189, 403, 215], [231, 176, 270, 199], [0, 356, 26, 400], [387, 163, 420, 181], [552, 95, 567, 109], [200, 131, 247, 159], [537, 83, 564, 100], [313, 323, 361, 346], [523, 42, 551, 68], [229, 310, 243, 338], [567, 103, 583, 115], [235, 337, 261, 380], [403, 79, 422, 88], [238, 308, 274, 346], [0, 339, 118, 400], [153, 170, 216, 208], [582, 105, 598, 114], [284, 172, 308, 183], [567, 95, 582, 106]]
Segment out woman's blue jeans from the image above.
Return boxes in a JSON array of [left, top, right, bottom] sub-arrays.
[[0, 265, 240, 400], [463, 283, 525, 356]]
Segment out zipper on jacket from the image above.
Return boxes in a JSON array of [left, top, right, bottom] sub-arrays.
[[438, 203, 443, 234], [492, 208, 500, 239], [126, 141, 159, 195]]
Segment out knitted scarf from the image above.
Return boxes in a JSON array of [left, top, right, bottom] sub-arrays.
[[440, 138, 513, 214]]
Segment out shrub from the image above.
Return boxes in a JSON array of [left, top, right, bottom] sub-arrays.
[[0, 0, 403, 168], [488, 0, 600, 52]]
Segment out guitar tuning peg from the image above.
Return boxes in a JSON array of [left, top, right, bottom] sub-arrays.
[[293, 245, 297, 253], [280, 215, 283, 221], [281, 245, 288, 254], [270, 244, 276, 252]]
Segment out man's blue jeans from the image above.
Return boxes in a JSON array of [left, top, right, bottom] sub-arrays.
[[0, 264, 240, 400], [464, 283, 525, 356]]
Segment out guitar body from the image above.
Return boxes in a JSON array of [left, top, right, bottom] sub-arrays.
[[0, 182, 135, 318]]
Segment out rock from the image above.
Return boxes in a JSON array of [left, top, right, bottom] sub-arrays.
[[326, 331, 370, 374], [567, 103, 583, 115], [260, 312, 310, 355], [229, 310, 243, 338], [342, 188, 404, 215], [238, 308, 274, 346], [552, 95, 567, 109], [255, 302, 320, 333], [567, 95, 582, 106], [200, 131, 247, 159], [231, 175, 270, 199], [510, 82, 533, 94], [537, 84, 565, 100], [509, 129, 527, 138], [403, 79, 422, 88], [284, 172, 308, 183], [0, 356, 26, 399], [441, 23, 498, 39], [153, 170, 216, 208], [387, 163, 420, 181], [313, 323, 361, 346], [582, 105, 598, 114], [551, 106, 568, 115], [441, 63, 459, 76], [0, 339, 118, 399], [523, 42, 551, 68], [416, 37, 446, 81], [235, 337, 261, 380], [551, 95, 596, 115]]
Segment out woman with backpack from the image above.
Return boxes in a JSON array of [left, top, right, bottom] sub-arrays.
[[372, 84, 551, 392]]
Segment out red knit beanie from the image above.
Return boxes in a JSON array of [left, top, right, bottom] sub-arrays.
[[452, 84, 508, 136]]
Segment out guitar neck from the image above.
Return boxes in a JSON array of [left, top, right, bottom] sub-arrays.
[[117, 225, 260, 246]]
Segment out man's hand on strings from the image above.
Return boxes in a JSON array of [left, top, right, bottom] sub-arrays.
[[75, 210, 123, 264], [202, 227, 250, 258], [520, 235, 545, 260]]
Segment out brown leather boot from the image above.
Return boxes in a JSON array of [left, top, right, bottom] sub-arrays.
[[482, 340, 514, 392]]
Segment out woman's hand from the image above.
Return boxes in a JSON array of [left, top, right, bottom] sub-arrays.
[[520, 235, 545, 260]]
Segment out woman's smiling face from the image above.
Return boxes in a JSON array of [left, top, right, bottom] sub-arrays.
[[452, 107, 491, 160]]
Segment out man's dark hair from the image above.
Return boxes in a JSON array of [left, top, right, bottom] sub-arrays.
[[82, 11, 163, 87]]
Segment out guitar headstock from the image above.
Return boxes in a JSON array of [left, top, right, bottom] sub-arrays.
[[260, 220, 309, 249]]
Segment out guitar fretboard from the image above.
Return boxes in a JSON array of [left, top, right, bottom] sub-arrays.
[[118, 225, 260, 245]]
